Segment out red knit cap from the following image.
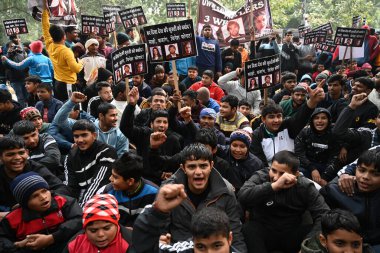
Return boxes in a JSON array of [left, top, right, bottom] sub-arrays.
[[82, 194, 120, 228], [20, 107, 41, 120], [30, 41, 43, 53]]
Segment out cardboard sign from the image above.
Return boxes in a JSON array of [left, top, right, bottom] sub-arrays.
[[144, 19, 197, 62], [104, 11, 116, 34], [334, 27, 367, 47], [298, 24, 311, 38], [312, 22, 333, 36], [167, 3, 186, 18], [3, 19, 28, 36], [28, 0, 77, 26], [315, 40, 337, 53], [339, 45, 364, 60], [81, 15, 107, 36], [119, 6, 147, 29], [352, 16, 361, 28], [111, 44, 147, 84], [244, 54, 280, 91], [103, 5, 122, 24], [304, 30, 327, 45]]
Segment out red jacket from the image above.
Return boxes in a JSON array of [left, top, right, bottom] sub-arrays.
[[189, 81, 225, 102]]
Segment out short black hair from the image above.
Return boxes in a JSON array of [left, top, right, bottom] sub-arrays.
[[220, 95, 239, 109], [112, 81, 126, 98], [230, 39, 239, 47], [25, 75, 41, 84], [0, 136, 25, 154], [151, 88, 167, 98], [188, 66, 198, 71], [355, 77, 375, 90], [261, 103, 283, 117], [357, 149, 380, 172], [182, 90, 198, 100], [72, 119, 96, 133], [125, 27, 134, 34], [195, 128, 218, 149], [49, 24, 65, 43], [112, 152, 143, 181], [98, 103, 116, 116], [321, 209, 362, 237], [12, 120, 37, 136], [65, 26, 78, 33], [96, 81, 112, 92], [327, 74, 344, 86], [0, 89, 12, 103], [238, 98, 251, 108], [180, 143, 213, 165], [191, 206, 230, 239], [272, 150, 300, 173], [203, 70, 214, 79], [281, 72, 297, 84], [36, 83, 53, 93], [150, 110, 169, 123]]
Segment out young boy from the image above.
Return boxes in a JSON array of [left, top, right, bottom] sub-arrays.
[[98, 152, 158, 227], [35, 83, 63, 123], [24, 75, 41, 106], [133, 184, 240, 253], [321, 149, 380, 249], [238, 150, 330, 253], [238, 99, 254, 121], [301, 209, 374, 253], [65, 194, 134, 253], [20, 106, 50, 134], [0, 172, 82, 253], [64, 119, 118, 207]]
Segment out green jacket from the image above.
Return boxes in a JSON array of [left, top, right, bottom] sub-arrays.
[[301, 235, 374, 253]]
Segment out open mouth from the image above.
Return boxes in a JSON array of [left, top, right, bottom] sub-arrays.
[[41, 201, 50, 208]]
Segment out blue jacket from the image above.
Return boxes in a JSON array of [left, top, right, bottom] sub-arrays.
[[5, 53, 54, 83], [196, 36, 222, 73], [205, 97, 220, 112], [35, 97, 63, 123], [49, 100, 129, 157]]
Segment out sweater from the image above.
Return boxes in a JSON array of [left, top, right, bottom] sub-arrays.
[[195, 36, 222, 73], [35, 97, 63, 123]]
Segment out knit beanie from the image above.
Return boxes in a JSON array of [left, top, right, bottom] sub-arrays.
[[315, 73, 328, 81], [199, 108, 217, 120], [361, 63, 372, 69], [230, 129, 252, 147], [84, 38, 99, 50], [29, 41, 43, 54], [10, 172, 49, 208], [82, 194, 120, 228], [20, 107, 41, 120], [97, 68, 113, 82], [116, 32, 130, 45]]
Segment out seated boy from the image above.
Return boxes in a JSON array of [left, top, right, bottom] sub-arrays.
[[98, 152, 158, 227], [321, 149, 380, 250], [64, 194, 134, 253], [238, 99, 254, 121], [20, 107, 50, 134], [133, 184, 240, 253], [64, 119, 118, 206], [35, 83, 63, 123], [0, 172, 82, 253], [12, 120, 62, 177], [301, 209, 374, 253], [238, 150, 330, 253], [24, 75, 41, 107]]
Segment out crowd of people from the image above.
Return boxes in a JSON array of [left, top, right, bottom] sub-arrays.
[[0, 3, 379, 252]]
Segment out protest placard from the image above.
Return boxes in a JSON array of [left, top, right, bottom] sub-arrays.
[[339, 45, 364, 60], [81, 15, 107, 36], [103, 5, 122, 24], [119, 7, 147, 29], [303, 30, 327, 45], [3, 19, 28, 36], [167, 3, 186, 18], [334, 27, 367, 47], [315, 40, 337, 53], [144, 19, 197, 62], [352, 16, 361, 28], [244, 54, 280, 91], [28, 0, 77, 26], [312, 22, 333, 36], [104, 11, 116, 34], [298, 24, 311, 38], [197, 0, 273, 47], [111, 44, 147, 84]]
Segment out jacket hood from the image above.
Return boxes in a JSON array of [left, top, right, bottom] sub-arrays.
[[310, 108, 331, 132]]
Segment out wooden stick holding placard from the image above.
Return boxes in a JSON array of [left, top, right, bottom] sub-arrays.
[[188, 0, 191, 19], [171, 60, 181, 110], [350, 45, 353, 65], [342, 46, 349, 66], [263, 87, 268, 105], [113, 31, 118, 48], [125, 77, 130, 103]]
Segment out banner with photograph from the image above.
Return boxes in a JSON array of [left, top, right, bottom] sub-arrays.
[[119, 7, 147, 29], [27, 0, 77, 26], [334, 27, 367, 47], [104, 11, 116, 34], [103, 5, 122, 24], [144, 19, 197, 63], [3, 19, 28, 36], [312, 22, 333, 36], [315, 40, 337, 53], [111, 44, 147, 84], [167, 3, 186, 18], [303, 30, 327, 45], [197, 0, 273, 47], [244, 54, 280, 91], [81, 15, 107, 36], [298, 24, 311, 38]]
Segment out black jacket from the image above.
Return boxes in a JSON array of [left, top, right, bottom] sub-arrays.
[[0, 160, 70, 211], [280, 42, 299, 73], [238, 169, 330, 237], [0, 101, 22, 135]]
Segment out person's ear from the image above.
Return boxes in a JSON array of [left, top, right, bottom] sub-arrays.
[[319, 234, 327, 248], [180, 164, 186, 173], [228, 231, 233, 246], [210, 160, 214, 168], [92, 132, 97, 139]]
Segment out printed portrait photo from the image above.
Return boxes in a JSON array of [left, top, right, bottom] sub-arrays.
[[261, 75, 272, 88], [182, 41, 195, 57], [150, 46, 163, 61], [222, 18, 245, 43], [165, 43, 179, 60], [135, 61, 145, 74]]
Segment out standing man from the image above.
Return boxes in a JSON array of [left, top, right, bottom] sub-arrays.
[[196, 24, 222, 77], [281, 30, 299, 74]]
